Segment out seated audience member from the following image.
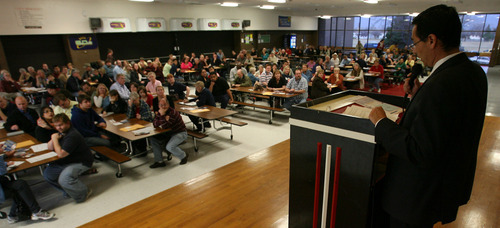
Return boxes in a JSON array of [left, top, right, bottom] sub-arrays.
[[0, 94, 16, 121], [4, 96, 39, 136], [112, 60, 125, 82], [130, 63, 143, 85], [331, 54, 340, 67], [306, 58, 316, 70], [267, 71, 288, 107], [92, 83, 110, 109], [268, 53, 279, 64], [197, 70, 211, 89], [301, 64, 313, 82], [324, 56, 334, 71], [145, 72, 162, 95], [229, 64, 248, 81], [166, 74, 190, 100], [44, 113, 93, 203], [149, 98, 189, 168], [127, 92, 153, 122], [368, 59, 384, 93], [1, 148, 55, 224], [162, 59, 172, 77], [138, 86, 153, 108], [110, 74, 130, 100], [152, 86, 167, 113], [129, 82, 139, 93], [260, 48, 269, 60], [41, 83, 59, 107], [35, 106, 58, 143], [312, 58, 324, 74], [0, 71, 21, 100], [283, 69, 308, 110], [232, 69, 252, 87], [71, 94, 110, 147], [339, 55, 352, 67], [189, 81, 215, 132], [52, 93, 78, 118], [281, 66, 293, 80], [66, 69, 83, 98], [103, 90, 127, 114], [35, 69, 47, 88], [180, 57, 192, 70], [19, 67, 35, 87], [327, 67, 346, 91], [79, 82, 94, 98], [345, 62, 365, 89], [208, 72, 234, 109], [310, 70, 331, 99], [255, 64, 273, 87], [356, 53, 368, 69], [394, 57, 407, 77], [244, 53, 255, 68], [247, 67, 259, 86]]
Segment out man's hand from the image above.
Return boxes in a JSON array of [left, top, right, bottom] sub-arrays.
[[10, 125, 19, 131], [136, 113, 141, 119], [369, 106, 387, 125], [228, 99, 233, 104], [164, 115, 170, 121], [51, 133, 62, 140], [100, 134, 110, 140], [403, 78, 420, 97], [97, 122, 107, 128], [5, 150, 15, 158]]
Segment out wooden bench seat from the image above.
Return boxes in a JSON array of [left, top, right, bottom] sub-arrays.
[[219, 117, 248, 127], [90, 146, 131, 178], [248, 94, 270, 99], [186, 129, 208, 152], [233, 101, 284, 112]]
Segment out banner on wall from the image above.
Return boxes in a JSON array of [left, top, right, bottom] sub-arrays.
[[137, 18, 167, 31], [170, 18, 197, 31], [198, 19, 221, 31], [221, 19, 242, 30], [98, 18, 132, 32], [278, 16, 291, 27], [69, 34, 98, 50]]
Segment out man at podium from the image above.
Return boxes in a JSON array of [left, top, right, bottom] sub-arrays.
[[369, 5, 488, 227]]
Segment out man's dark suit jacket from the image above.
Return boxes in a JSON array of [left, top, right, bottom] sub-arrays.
[[375, 53, 487, 225], [4, 108, 40, 136]]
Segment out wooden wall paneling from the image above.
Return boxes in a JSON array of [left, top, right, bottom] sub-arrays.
[[0, 38, 9, 73]]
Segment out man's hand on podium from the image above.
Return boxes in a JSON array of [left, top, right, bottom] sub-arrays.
[[369, 106, 387, 126]]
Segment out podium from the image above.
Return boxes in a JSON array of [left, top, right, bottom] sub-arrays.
[[288, 90, 408, 228]]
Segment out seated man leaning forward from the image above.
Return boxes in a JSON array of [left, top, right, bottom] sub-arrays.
[[166, 73, 190, 101], [283, 69, 308, 110], [208, 72, 233, 109], [4, 96, 39, 137], [52, 92, 78, 119], [189, 81, 215, 132], [71, 94, 111, 147], [44, 113, 93, 203], [149, 98, 189, 168]]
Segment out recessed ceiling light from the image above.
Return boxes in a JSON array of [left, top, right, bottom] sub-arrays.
[[260, 5, 275, 10], [129, 0, 154, 2], [268, 0, 286, 3], [363, 0, 378, 4], [466, 12, 476, 15], [319, 15, 331, 19], [221, 2, 238, 7], [361, 14, 371, 18], [409, 13, 419, 17]]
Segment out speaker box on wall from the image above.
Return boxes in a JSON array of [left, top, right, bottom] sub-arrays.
[[89, 18, 102, 29], [242, 20, 251, 28]]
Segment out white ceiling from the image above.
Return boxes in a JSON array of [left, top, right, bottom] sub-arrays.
[[153, 0, 500, 17]]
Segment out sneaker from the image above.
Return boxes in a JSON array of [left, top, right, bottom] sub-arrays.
[[180, 154, 189, 165], [7, 216, 18, 224], [31, 210, 55, 221], [377, 88, 381, 93], [149, 161, 166, 168]]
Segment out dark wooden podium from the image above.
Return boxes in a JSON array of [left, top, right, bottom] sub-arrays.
[[288, 90, 407, 228]]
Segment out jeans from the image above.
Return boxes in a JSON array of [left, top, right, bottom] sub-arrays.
[[283, 96, 307, 109], [85, 136, 111, 147], [0, 179, 41, 216], [150, 131, 188, 162], [373, 78, 383, 90], [214, 94, 229, 109], [43, 163, 90, 203]]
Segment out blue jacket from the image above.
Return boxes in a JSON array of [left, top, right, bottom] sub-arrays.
[[71, 106, 105, 138]]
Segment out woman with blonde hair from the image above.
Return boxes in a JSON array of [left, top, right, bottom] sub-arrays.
[[92, 83, 110, 109], [345, 62, 365, 89]]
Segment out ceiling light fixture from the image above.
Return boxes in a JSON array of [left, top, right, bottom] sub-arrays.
[[466, 12, 476, 15], [409, 13, 419, 17], [319, 15, 331, 19], [221, 2, 239, 7], [363, 0, 378, 4], [268, 0, 286, 3], [361, 14, 371, 18], [129, 0, 154, 2], [260, 5, 275, 10]]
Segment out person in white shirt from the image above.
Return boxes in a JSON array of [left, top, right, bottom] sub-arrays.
[[110, 74, 130, 100]]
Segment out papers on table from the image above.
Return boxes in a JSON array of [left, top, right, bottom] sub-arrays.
[[109, 119, 124, 126], [30, 143, 48, 153], [16, 140, 35, 148], [180, 107, 197, 111], [342, 96, 402, 122], [26, 152, 58, 163], [120, 124, 145, 132], [262, 92, 273, 95], [190, 108, 210, 113], [132, 126, 154, 136], [7, 161, 25, 171], [179, 102, 197, 106]]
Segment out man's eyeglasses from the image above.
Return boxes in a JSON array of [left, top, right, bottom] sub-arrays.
[[409, 40, 423, 49]]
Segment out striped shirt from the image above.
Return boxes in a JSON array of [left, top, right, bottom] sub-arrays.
[[153, 107, 186, 134]]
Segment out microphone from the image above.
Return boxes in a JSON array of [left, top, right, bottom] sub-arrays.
[[403, 64, 423, 110]]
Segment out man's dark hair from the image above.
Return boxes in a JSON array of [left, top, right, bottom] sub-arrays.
[[77, 94, 91, 104], [52, 93, 68, 106], [81, 81, 90, 87], [53, 113, 70, 124], [412, 4, 461, 51], [109, 89, 119, 97]]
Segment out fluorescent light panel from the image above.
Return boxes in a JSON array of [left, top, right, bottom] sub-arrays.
[[129, 0, 154, 2], [260, 5, 275, 10], [221, 2, 239, 7], [268, 0, 286, 3], [363, 0, 378, 4]]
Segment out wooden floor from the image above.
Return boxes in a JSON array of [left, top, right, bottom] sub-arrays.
[[81, 116, 500, 228]]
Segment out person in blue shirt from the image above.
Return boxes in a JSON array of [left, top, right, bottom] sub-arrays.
[[71, 94, 110, 147]]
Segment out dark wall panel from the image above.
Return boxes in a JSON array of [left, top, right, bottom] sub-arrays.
[[1, 35, 67, 79]]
